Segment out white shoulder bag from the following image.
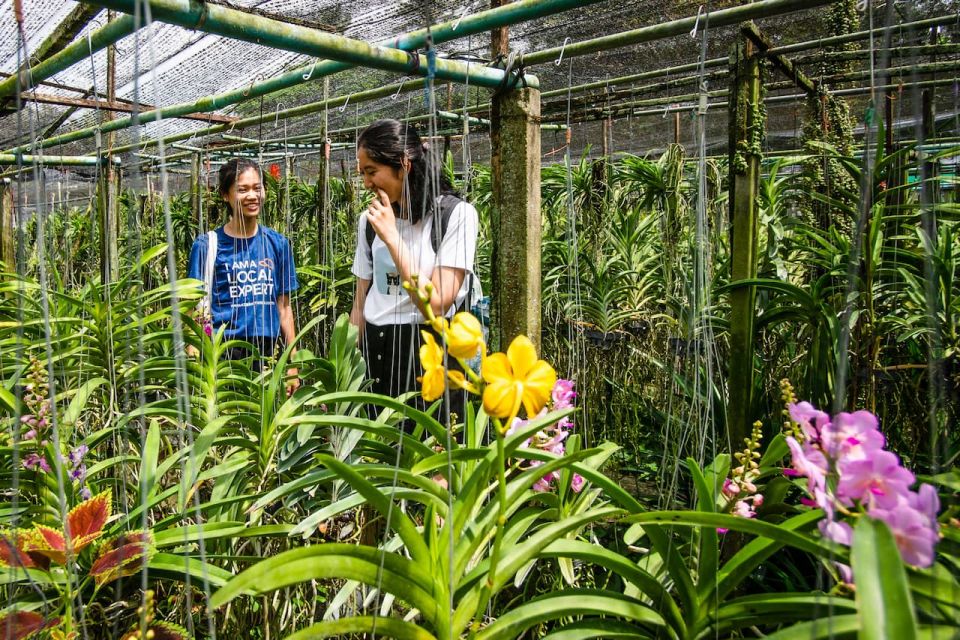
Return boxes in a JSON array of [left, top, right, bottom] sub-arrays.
[[199, 230, 217, 316]]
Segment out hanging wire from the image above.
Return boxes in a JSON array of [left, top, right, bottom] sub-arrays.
[[138, 0, 219, 635]]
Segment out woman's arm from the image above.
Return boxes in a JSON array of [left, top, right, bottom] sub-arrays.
[[365, 189, 465, 318], [351, 278, 371, 340], [277, 293, 299, 395]]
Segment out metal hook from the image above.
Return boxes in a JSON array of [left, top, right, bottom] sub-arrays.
[[243, 73, 265, 97], [302, 59, 318, 81], [274, 102, 285, 126], [690, 5, 703, 39], [391, 83, 404, 100], [452, 6, 469, 31], [555, 37, 571, 66], [338, 94, 350, 112]]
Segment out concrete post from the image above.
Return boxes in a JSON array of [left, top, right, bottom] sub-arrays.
[[490, 86, 542, 351]]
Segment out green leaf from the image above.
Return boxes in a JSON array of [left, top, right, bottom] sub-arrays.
[[60, 377, 107, 425], [715, 593, 856, 632], [154, 523, 292, 548], [852, 517, 918, 640], [624, 511, 841, 560], [148, 552, 233, 588], [539, 539, 684, 637], [139, 420, 160, 502], [0, 386, 23, 415], [474, 590, 664, 640], [208, 544, 441, 629], [283, 617, 437, 640], [764, 615, 860, 639], [538, 620, 651, 639], [316, 454, 429, 564]]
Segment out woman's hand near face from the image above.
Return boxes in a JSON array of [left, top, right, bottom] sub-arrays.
[[365, 188, 399, 247]]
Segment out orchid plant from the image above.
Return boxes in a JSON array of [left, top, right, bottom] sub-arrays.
[[781, 386, 941, 574]]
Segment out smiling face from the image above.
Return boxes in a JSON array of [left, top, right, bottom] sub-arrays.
[[223, 167, 263, 223], [357, 146, 405, 206]]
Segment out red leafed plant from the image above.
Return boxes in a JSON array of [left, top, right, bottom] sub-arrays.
[[269, 163, 281, 180], [0, 611, 59, 640], [89, 531, 155, 587], [22, 490, 112, 564], [0, 491, 159, 638]]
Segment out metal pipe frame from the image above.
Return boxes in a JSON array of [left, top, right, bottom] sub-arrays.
[[552, 77, 960, 124], [79, 0, 537, 90], [520, 0, 836, 66], [563, 60, 960, 121], [10, 0, 601, 154], [537, 13, 958, 102], [0, 153, 121, 166], [0, 14, 138, 98], [106, 0, 862, 156]]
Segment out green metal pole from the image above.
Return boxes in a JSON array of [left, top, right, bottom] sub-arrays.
[[0, 15, 137, 98], [536, 13, 958, 101], [521, 0, 836, 66], [0, 153, 120, 166], [767, 14, 960, 56], [11, 0, 598, 154], [80, 0, 535, 89]]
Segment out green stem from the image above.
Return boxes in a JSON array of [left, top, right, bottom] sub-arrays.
[[470, 423, 509, 635]]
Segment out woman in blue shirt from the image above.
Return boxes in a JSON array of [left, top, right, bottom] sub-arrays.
[[188, 158, 300, 394]]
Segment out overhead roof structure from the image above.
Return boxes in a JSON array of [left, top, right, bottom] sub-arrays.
[[0, 0, 957, 184]]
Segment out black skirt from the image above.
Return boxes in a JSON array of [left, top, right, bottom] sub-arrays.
[[362, 322, 466, 431]]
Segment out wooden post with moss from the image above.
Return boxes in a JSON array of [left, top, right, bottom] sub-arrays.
[[726, 35, 763, 449], [490, 86, 542, 351], [0, 179, 13, 269], [189, 152, 201, 229]]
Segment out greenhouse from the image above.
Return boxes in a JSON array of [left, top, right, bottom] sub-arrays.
[[0, 0, 958, 637]]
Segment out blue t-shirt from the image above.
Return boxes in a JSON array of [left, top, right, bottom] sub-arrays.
[[188, 225, 298, 339]]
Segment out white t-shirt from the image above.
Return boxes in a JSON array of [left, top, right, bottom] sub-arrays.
[[352, 198, 478, 326]]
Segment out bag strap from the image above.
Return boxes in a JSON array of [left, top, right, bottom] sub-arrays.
[[365, 195, 464, 254], [202, 230, 217, 311]]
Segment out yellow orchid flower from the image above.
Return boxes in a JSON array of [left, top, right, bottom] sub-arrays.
[[448, 369, 479, 395], [418, 331, 447, 402], [429, 316, 449, 335], [447, 312, 484, 360], [481, 335, 556, 422]]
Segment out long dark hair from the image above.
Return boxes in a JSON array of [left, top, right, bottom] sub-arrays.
[[218, 158, 262, 217], [357, 119, 456, 224]]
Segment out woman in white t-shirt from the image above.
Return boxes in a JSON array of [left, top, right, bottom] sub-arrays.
[[350, 119, 478, 426]]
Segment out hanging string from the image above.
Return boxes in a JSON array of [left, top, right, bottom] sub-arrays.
[[138, 0, 220, 635]]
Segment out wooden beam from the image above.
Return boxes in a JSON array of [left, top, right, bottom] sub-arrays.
[[0, 5, 101, 112], [17, 90, 238, 123], [741, 21, 817, 95]]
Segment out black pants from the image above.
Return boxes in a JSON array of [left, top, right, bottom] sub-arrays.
[[224, 336, 277, 373], [362, 322, 466, 432]]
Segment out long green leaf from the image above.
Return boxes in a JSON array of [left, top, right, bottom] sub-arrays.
[[208, 544, 440, 627], [852, 517, 917, 640], [148, 552, 233, 588], [283, 617, 437, 640], [60, 377, 107, 425], [316, 454, 430, 564], [764, 615, 860, 639], [475, 590, 665, 640]]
